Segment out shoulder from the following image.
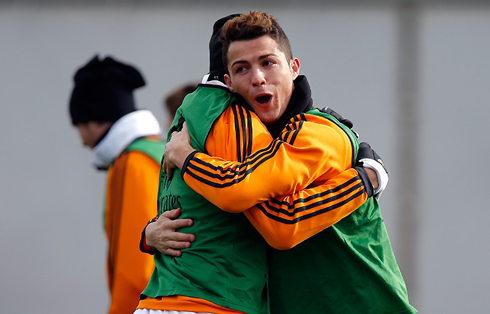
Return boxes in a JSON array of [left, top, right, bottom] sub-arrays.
[[285, 113, 350, 140], [206, 104, 272, 157], [126, 138, 165, 163], [112, 147, 162, 172]]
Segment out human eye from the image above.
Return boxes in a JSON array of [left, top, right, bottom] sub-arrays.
[[234, 65, 247, 74], [263, 60, 276, 67]]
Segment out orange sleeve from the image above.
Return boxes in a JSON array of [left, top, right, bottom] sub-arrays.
[[243, 167, 367, 250], [105, 151, 158, 314], [184, 111, 354, 213], [191, 108, 369, 249]]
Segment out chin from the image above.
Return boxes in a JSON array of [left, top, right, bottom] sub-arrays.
[[260, 116, 279, 124]]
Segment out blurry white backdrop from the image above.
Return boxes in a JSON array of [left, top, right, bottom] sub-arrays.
[[0, 1, 489, 313]]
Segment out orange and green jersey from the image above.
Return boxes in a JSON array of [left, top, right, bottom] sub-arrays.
[[182, 106, 370, 249], [140, 77, 415, 313], [139, 84, 366, 313], [178, 76, 416, 313], [139, 86, 268, 314], [104, 137, 164, 314]]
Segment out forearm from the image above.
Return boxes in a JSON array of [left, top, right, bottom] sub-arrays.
[[182, 139, 326, 212], [243, 167, 371, 250], [181, 110, 355, 213]]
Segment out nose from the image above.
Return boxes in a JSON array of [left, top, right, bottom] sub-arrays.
[[251, 68, 266, 87]]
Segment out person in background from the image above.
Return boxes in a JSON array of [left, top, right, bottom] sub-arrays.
[[163, 82, 198, 130], [68, 55, 165, 314]]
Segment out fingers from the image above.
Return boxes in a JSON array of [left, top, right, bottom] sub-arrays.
[[357, 142, 375, 160], [171, 230, 196, 243], [167, 166, 174, 181], [165, 218, 194, 231], [182, 122, 191, 142], [159, 208, 193, 229], [148, 208, 196, 256], [162, 158, 167, 174], [161, 207, 181, 219], [163, 158, 173, 180], [163, 239, 193, 250], [159, 210, 194, 231], [163, 248, 183, 257]]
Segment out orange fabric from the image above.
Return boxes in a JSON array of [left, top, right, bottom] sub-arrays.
[[136, 106, 367, 312], [105, 151, 159, 314], [137, 295, 245, 313], [182, 105, 367, 250], [244, 168, 366, 249], [186, 111, 355, 212]]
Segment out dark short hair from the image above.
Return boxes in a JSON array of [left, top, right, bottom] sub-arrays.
[[220, 11, 293, 70], [164, 83, 198, 118]]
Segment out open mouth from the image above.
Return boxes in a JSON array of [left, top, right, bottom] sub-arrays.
[[255, 94, 272, 105]]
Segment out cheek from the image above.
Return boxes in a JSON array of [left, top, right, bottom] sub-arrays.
[[77, 129, 87, 141], [233, 81, 248, 97], [278, 82, 292, 101]]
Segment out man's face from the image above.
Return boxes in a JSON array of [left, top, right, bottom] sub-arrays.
[[224, 35, 300, 124], [76, 121, 111, 149]]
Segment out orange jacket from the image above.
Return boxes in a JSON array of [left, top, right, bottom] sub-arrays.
[[182, 105, 368, 249], [105, 149, 159, 314], [138, 94, 369, 313]]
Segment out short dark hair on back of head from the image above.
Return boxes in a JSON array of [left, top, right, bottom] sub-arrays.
[[220, 11, 293, 70], [164, 83, 198, 118]]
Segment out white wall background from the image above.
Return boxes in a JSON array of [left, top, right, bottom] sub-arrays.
[[0, 2, 488, 313]]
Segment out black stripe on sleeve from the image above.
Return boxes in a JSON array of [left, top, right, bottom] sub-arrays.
[[231, 105, 242, 162], [238, 106, 247, 162], [265, 180, 364, 217], [180, 150, 199, 179], [354, 166, 374, 197], [280, 123, 293, 142], [256, 188, 365, 224], [288, 120, 303, 146], [246, 109, 253, 157], [185, 140, 284, 188], [268, 176, 362, 208]]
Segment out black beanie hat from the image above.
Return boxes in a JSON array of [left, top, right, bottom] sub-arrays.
[[208, 13, 241, 83], [69, 55, 146, 125]]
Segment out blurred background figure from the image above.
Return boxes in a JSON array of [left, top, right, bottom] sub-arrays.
[[68, 55, 165, 314], [163, 82, 199, 130]]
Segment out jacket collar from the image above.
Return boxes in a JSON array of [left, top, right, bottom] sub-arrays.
[[91, 110, 161, 170]]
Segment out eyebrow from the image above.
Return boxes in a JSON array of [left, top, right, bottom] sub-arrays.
[[259, 53, 279, 60], [231, 53, 279, 68]]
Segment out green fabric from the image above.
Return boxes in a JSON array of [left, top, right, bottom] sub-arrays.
[[166, 85, 233, 149], [125, 137, 165, 164], [268, 110, 417, 314], [142, 86, 269, 314], [103, 137, 165, 230]]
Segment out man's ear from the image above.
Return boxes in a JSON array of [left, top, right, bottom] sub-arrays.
[[224, 74, 234, 92], [291, 58, 300, 80]]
